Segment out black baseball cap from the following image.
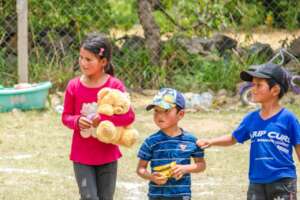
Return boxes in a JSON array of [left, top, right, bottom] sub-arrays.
[[240, 63, 289, 93]]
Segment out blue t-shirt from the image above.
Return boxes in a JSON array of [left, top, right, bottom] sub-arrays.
[[138, 130, 204, 198], [232, 108, 300, 183]]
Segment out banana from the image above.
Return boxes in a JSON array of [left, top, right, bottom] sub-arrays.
[[153, 161, 176, 178]]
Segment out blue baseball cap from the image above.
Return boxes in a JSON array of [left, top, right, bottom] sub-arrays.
[[146, 88, 186, 111]]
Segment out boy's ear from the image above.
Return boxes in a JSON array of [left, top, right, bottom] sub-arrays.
[[178, 109, 185, 119], [271, 84, 281, 97]]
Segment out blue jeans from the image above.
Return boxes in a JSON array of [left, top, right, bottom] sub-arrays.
[[73, 161, 117, 200], [247, 178, 297, 200]]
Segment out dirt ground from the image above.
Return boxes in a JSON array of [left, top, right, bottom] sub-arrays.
[[112, 24, 300, 50], [2, 25, 300, 197], [0, 99, 299, 199], [226, 28, 300, 49]]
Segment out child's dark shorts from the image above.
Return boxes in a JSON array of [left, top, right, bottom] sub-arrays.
[[149, 196, 190, 200], [247, 178, 297, 200]]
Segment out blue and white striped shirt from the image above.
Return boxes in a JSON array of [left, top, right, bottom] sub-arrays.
[[138, 130, 204, 198]]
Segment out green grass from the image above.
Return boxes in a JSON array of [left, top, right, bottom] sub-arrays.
[[0, 105, 299, 199]]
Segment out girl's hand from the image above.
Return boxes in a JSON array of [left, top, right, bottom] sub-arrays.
[[196, 139, 212, 149], [150, 172, 168, 185], [78, 116, 92, 130], [171, 164, 186, 180], [91, 115, 101, 127]]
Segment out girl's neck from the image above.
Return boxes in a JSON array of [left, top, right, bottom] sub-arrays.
[[81, 73, 109, 88], [162, 125, 182, 137], [260, 100, 282, 120]]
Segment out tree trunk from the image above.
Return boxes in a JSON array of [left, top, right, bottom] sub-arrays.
[[137, 0, 161, 66]]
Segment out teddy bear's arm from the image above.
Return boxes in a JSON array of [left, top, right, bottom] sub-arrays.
[[99, 107, 135, 126]]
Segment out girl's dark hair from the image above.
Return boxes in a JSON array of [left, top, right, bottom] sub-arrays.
[[81, 33, 115, 76], [266, 79, 285, 99]]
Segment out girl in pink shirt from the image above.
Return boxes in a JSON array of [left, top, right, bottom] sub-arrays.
[[62, 33, 135, 200]]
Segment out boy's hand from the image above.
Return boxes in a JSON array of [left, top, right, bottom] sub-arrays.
[[196, 139, 211, 149], [78, 116, 92, 130], [171, 164, 186, 180], [150, 172, 168, 185]]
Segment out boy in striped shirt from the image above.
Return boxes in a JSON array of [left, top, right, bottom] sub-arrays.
[[137, 88, 206, 200]]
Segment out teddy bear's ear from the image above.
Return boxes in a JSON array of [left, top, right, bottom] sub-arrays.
[[97, 88, 111, 100]]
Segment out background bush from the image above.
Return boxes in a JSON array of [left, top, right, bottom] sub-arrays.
[[0, 0, 299, 92]]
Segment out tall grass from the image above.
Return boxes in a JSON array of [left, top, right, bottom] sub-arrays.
[[0, 41, 249, 92]]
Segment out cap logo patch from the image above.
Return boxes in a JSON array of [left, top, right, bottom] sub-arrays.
[[163, 95, 175, 103]]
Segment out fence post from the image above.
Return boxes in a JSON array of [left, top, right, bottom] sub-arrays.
[[17, 0, 28, 83]]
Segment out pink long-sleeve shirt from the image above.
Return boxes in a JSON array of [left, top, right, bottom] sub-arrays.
[[62, 75, 135, 165]]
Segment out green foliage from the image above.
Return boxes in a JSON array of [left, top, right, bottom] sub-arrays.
[[112, 35, 250, 92], [223, 1, 265, 30], [224, 0, 300, 30], [239, 2, 265, 29], [196, 0, 229, 35], [29, 0, 113, 41], [276, 1, 300, 29], [113, 42, 154, 89], [1, 0, 300, 92], [28, 48, 76, 89], [0, 49, 18, 86], [29, 0, 138, 37], [159, 38, 247, 92], [109, 0, 138, 30], [154, 0, 229, 36], [111, 35, 249, 92]]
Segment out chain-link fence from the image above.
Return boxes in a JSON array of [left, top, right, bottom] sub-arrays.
[[1, 0, 18, 83], [1, 0, 300, 92]]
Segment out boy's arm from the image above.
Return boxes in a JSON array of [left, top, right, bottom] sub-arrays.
[[198, 113, 251, 148], [136, 159, 152, 180], [190, 157, 206, 173], [171, 157, 206, 179], [197, 134, 237, 148], [136, 159, 167, 185], [295, 144, 300, 162]]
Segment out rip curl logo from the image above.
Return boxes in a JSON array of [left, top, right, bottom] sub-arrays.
[[250, 130, 290, 144], [179, 144, 187, 151], [250, 130, 267, 139], [268, 131, 290, 143]]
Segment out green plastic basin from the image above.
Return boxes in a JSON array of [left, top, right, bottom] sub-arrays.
[[0, 81, 52, 112]]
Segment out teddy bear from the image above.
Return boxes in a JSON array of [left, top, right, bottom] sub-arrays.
[[96, 87, 139, 147]]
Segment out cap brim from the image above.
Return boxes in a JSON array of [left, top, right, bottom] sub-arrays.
[[240, 71, 271, 81], [146, 103, 175, 111], [146, 104, 155, 111]]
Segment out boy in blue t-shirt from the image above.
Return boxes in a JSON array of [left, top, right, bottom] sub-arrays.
[[137, 88, 206, 200], [198, 63, 300, 200]]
